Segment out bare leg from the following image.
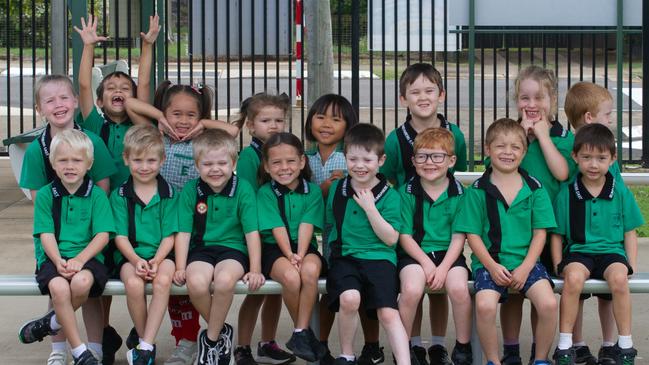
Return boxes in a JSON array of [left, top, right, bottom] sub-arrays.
[[338, 289, 361, 356], [475, 290, 502, 365]]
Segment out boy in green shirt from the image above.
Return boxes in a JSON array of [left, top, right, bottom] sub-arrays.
[[19, 130, 115, 365], [455, 118, 557, 365], [110, 124, 178, 365], [551, 124, 643, 365], [326, 124, 410, 365], [174, 129, 265, 365]]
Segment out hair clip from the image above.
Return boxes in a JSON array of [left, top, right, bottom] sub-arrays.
[[191, 83, 203, 94]]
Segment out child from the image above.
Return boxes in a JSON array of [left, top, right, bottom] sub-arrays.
[[325, 123, 410, 365], [382, 62, 467, 187], [551, 124, 643, 365], [174, 129, 265, 365], [455, 118, 558, 365], [256, 132, 327, 362], [110, 124, 177, 365], [18, 129, 115, 365], [233, 93, 296, 365], [561, 81, 618, 365], [397, 128, 472, 365]]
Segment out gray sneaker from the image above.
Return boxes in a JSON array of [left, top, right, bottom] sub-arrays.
[[46, 350, 68, 365], [164, 339, 197, 365]]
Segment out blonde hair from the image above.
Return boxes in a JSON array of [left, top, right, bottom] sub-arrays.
[[192, 129, 238, 162], [514, 65, 558, 119], [123, 124, 165, 159], [34, 75, 76, 108], [564, 82, 613, 130], [485, 118, 527, 150], [413, 128, 455, 155], [49, 129, 94, 164]]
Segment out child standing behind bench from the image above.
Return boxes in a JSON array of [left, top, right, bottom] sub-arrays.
[[19, 130, 115, 365]]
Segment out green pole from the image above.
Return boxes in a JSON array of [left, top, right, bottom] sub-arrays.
[[616, 0, 623, 165], [468, 0, 475, 171], [68, 0, 87, 94], [156, 0, 166, 90]]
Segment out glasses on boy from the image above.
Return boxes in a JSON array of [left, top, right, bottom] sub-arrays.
[[413, 152, 449, 164]]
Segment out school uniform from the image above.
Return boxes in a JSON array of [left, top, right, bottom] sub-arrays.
[[237, 137, 264, 190], [33, 176, 115, 296], [160, 136, 199, 192], [305, 144, 347, 185], [381, 114, 467, 187], [257, 179, 325, 277], [454, 168, 556, 301]]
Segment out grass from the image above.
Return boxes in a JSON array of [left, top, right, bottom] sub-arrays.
[[629, 186, 649, 237]]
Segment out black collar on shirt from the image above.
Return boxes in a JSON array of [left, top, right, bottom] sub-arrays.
[[250, 137, 264, 159], [118, 175, 174, 206], [572, 172, 615, 201], [549, 120, 569, 137], [271, 178, 310, 197], [404, 113, 451, 136], [405, 173, 463, 203], [51, 175, 94, 198], [473, 167, 541, 210], [339, 173, 390, 203], [197, 175, 238, 198]]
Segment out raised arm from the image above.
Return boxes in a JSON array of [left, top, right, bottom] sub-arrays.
[[74, 15, 108, 119], [125, 96, 163, 125], [137, 15, 161, 103]]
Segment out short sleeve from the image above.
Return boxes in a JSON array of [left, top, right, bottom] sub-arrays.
[[380, 131, 400, 184], [622, 187, 645, 232], [86, 131, 118, 182], [33, 187, 55, 237], [454, 187, 485, 235], [451, 124, 468, 172], [381, 189, 402, 234], [399, 188, 415, 236], [79, 107, 104, 135], [300, 185, 324, 230], [238, 182, 259, 234], [91, 188, 116, 235], [237, 148, 260, 190], [20, 141, 49, 190], [551, 185, 570, 236], [110, 190, 129, 237], [161, 194, 179, 237], [257, 185, 284, 231], [531, 187, 557, 230], [178, 181, 197, 233]]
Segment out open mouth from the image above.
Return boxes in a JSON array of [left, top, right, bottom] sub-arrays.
[[53, 110, 68, 118], [111, 95, 125, 107]]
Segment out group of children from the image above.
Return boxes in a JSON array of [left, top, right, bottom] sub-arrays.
[[12, 14, 642, 365]]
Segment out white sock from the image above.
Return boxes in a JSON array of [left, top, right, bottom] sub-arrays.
[[602, 341, 615, 347], [340, 354, 355, 361], [557, 333, 573, 350], [71, 344, 88, 358], [50, 314, 62, 330], [139, 339, 155, 351], [431, 336, 445, 346], [574, 341, 586, 347], [618, 335, 633, 349], [294, 328, 304, 333], [51, 341, 67, 352], [411, 336, 422, 347], [260, 341, 271, 346], [88, 342, 102, 357]]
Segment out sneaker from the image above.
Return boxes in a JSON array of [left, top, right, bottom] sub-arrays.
[[408, 348, 421, 365], [597, 346, 616, 365], [164, 339, 198, 365], [102, 325, 123, 365], [126, 327, 139, 350], [502, 345, 523, 365], [74, 349, 100, 365], [573, 346, 597, 365], [306, 328, 328, 360], [553, 348, 576, 365], [287, 331, 317, 362], [451, 343, 473, 365], [18, 309, 58, 343], [427, 345, 452, 365], [528, 344, 536, 365], [47, 350, 68, 365], [216, 323, 235, 365], [614, 346, 637, 365], [358, 344, 385, 365], [257, 340, 296, 364], [197, 329, 219, 365], [320, 345, 336, 365], [411, 346, 428, 365], [334, 357, 357, 365], [127, 347, 155, 365], [235, 346, 258, 365]]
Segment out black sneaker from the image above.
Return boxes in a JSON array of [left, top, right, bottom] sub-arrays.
[[321, 345, 336, 365], [216, 323, 235, 365], [451, 343, 473, 365], [427, 345, 452, 365], [597, 346, 617, 365], [411, 346, 428, 365], [235, 346, 259, 365], [18, 309, 58, 343], [358, 343, 385, 365], [126, 347, 155, 365], [126, 327, 139, 350], [102, 325, 123, 365], [335, 357, 358, 365], [74, 349, 100, 365], [257, 340, 296, 364], [287, 331, 317, 362], [502, 345, 523, 365], [528, 344, 536, 365], [553, 348, 576, 365], [614, 346, 637, 365], [573, 346, 597, 365], [306, 328, 328, 360], [197, 329, 219, 365]]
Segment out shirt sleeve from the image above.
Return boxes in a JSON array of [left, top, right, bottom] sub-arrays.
[[380, 131, 400, 184], [79, 107, 104, 135], [33, 187, 54, 237], [178, 181, 197, 233], [551, 184, 569, 236], [161, 194, 180, 237], [399, 188, 415, 236], [454, 187, 485, 235], [256, 185, 284, 231], [91, 188, 116, 236], [300, 184, 325, 230], [381, 189, 402, 234], [452, 124, 468, 172], [238, 182, 259, 234], [109, 190, 129, 237], [20, 141, 49, 190], [324, 180, 338, 244], [531, 187, 557, 230], [622, 186, 645, 232], [557, 132, 578, 180], [236, 148, 260, 190]]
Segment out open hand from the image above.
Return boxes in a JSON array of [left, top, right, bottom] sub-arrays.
[[141, 15, 161, 44], [73, 15, 108, 45]]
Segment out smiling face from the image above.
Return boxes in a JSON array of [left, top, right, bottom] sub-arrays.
[[400, 75, 445, 122], [412, 147, 456, 183], [164, 93, 201, 139], [310, 104, 347, 148], [247, 106, 286, 142], [96, 74, 134, 119], [36, 81, 78, 129], [345, 145, 385, 187], [486, 132, 526, 174], [573, 145, 615, 184], [264, 143, 305, 190], [196, 147, 236, 192], [124, 150, 164, 185], [52, 142, 93, 189], [516, 78, 552, 124]]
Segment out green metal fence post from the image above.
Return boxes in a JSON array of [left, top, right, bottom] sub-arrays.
[[468, 0, 475, 171], [156, 0, 166, 92], [68, 0, 87, 93], [616, 0, 623, 165]]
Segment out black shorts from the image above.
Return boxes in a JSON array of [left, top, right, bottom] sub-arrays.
[[102, 240, 118, 277], [326, 256, 398, 317], [187, 245, 249, 272], [558, 252, 633, 280], [35, 257, 108, 297], [397, 250, 470, 276], [261, 242, 326, 278]]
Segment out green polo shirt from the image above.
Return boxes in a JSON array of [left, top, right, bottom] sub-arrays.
[[33, 177, 116, 269], [236, 138, 264, 190], [20, 124, 118, 191], [178, 176, 258, 254], [79, 106, 133, 189], [399, 174, 464, 254], [326, 176, 401, 265], [110, 175, 179, 264], [257, 179, 324, 248], [381, 115, 467, 187], [454, 168, 557, 273], [552, 173, 644, 257]]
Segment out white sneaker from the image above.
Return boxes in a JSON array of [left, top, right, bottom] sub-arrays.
[[46, 350, 67, 365], [165, 339, 198, 365]]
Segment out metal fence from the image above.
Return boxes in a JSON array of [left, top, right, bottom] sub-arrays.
[[0, 0, 645, 167]]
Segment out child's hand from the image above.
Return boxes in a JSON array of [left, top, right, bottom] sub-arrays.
[[243, 272, 265, 291], [353, 189, 377, 213], [56, 259, 73, 279], [73, 15, 108, 46], [66, 258, 84, 273], [141, 15, 161, 44], [173, 269, 186, 286], [290, 254, 302, 271], [531, 110, 550, 140], [520, 116, 535, 137], [510, 265, 532, 291], [135, 258, 150, 278], [488, 264, 512, 287], [157, 116, 180, 141], [181, 121, 206, 141], [329, 170, 345, 181], [147, 259, 159, 280], [430, 265, 449, 291], [421, 260, 437, 287]]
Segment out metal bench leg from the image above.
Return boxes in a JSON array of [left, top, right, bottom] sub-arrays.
[[471, 296, 482, 365]]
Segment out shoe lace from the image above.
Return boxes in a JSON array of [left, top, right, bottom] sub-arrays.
[[206, 346, 220, 365], [217, 333, 233, 357], [47, 352, 66, 365]]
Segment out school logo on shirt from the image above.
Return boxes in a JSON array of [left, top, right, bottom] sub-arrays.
[[196, 201, 208, 215]]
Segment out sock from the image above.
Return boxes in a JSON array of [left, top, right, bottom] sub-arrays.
[[49, 314, 62, 330], [558, 333, 573, 350], [411, 336, 422, 347], [71, 344, 88, 358], [139, 340, 154, 351], [455, 341, 471, 351], [574, 341, 586, 347], [365, 341, 379, 347], [260, 341, 271, 347], [51, 341, 67, 352], [88, 342, 102, 358], [618, 335, 633, 349], [431, 336, 445, 346], [340, 354, 355, 361], [602, 341, 615, 347], [294, 328, 304, 333], [503, 340, 520, 347]]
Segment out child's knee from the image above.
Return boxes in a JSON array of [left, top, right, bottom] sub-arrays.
[[339, 290, 361, 311], [377, 307, 399, 324], [400, 281, 423, 303], [49, 278, 71, 302], [300, 261, 320, 282], [124, 274, 145, 292], [186, 272, 211, 293], [279, 268, 301, 291], [533, 295, 557, 315], [563, 269, 587, 290], [213, 271, 239, 292], [70, 272, 94, 294], [447, 281, 470, 301], [608, 271, 629, 294], [476, 296, 498, 317], [153, 273, 172, 293]]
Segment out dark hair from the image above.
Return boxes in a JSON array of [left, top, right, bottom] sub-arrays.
[[153, 80, 214, 120], [573, 123, 616, 156], [258, 132, 312, 185], [399, 62, 444, 97], [304, 94, 358, 142], [233, 92, 291, 130], [344, 123, 385, 156], [96, 71, 137, 100]]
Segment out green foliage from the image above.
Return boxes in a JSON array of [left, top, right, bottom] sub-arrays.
[[0, 1, 49, 48], [330, 0, 368, 15], [629, 186, 649, 237]]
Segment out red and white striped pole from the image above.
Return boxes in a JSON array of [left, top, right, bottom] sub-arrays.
[[295, 0, 303, 106]]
